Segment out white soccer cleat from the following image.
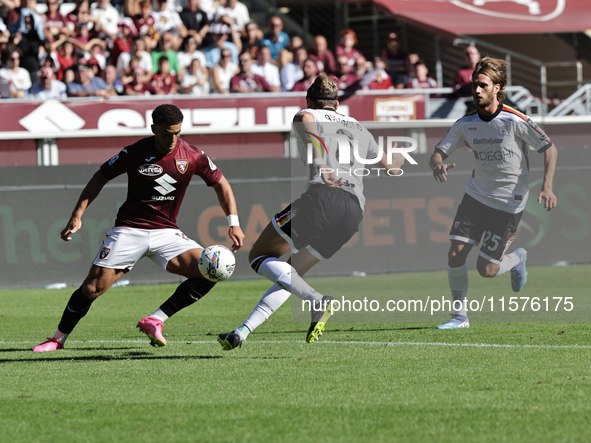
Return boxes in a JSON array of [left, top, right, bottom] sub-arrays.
[[437, 315, 470, 329]]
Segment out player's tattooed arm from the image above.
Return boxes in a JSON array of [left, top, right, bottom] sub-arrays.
[[212, 176, 245, 252], [61, 170, 110, 241]]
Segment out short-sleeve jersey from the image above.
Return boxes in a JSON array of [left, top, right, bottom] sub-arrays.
[[100, 137, 222, 229], [295, 108, 381, 211], [435, 104, 552, 213]]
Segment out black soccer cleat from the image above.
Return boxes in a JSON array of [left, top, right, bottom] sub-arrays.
[[306, 295, 336, 343], [218, 332, 244, 351]]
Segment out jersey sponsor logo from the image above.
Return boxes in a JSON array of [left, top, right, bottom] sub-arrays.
[[151, 195, 176, 201], [154, 173, 177, 195], [138, 164, 163, 176], [99, 246, 111, 260], [472, 138, 503, 145], [175, 159, 188, 174], [473, 148, 515, 161]]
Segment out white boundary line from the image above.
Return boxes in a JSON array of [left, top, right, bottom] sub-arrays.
[[4, 339, 591, 350]]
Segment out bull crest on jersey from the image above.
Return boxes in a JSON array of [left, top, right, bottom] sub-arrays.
[[99, 247, 111, 260], [176, 159, 188, 174]]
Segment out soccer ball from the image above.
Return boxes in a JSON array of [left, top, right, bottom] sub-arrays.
[[198, 245, 236, 282]]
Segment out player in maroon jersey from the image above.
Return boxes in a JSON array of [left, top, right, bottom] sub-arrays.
[[33, 104, 245, 352]]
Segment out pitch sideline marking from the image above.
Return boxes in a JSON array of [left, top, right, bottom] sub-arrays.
[[6, 339, 591, 350]]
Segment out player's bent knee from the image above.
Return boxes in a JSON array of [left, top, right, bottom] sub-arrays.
[[477, 262, 498, 278]]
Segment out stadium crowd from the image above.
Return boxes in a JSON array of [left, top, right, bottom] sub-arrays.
[[0, 0, 448, 99]]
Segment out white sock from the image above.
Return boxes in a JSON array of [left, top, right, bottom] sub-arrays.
[[448, 264, 468, 317], [53, 329, 69, 345], [149, 308, 169, 322], [495, 252, 520, 276], [253, 256, 322, 302], [241, 284, 291, 336]]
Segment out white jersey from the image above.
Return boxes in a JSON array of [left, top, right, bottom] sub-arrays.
[[436, 104, 552, 213], [295, 108, 380, 210]]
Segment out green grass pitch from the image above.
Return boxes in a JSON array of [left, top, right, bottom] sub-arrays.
[[1, 265, 590, 442]]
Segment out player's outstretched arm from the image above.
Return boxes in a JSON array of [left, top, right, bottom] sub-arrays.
[[429, 151, 455, 182], [212, 176, 245, 252], [538, 143, 558, 211], [61, 170, 110, 241]]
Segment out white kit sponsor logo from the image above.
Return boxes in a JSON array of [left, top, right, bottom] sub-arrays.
[[138, 164, 163, 176]]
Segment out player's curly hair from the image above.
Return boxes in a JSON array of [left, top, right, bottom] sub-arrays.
[[307, 75, 339, 108], [152, 104, 184, 126], [473, 56, 508, 102]]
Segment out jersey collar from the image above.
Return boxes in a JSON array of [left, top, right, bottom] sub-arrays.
[[477, 102, 503, 122]]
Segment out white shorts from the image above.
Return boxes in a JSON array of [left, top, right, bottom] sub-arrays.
[[92, 227, 202, 271]]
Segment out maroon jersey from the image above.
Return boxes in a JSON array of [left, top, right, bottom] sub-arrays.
[[100, 137, 222, 229]]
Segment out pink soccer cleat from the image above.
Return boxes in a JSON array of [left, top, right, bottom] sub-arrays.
[[137, 316, 167, 347], [33, 338, 64, 352]]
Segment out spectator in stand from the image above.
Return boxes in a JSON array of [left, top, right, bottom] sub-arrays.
[[52, 37, 75, 81], [124, 65, 156, 95], [333, 53, 357, 91], [453, 45, 480, 97], [151, 0, 187, 50], [344, 56, 368, 91], [209, 47, 236, 94], [0, 46, 31, 97], [30, 65, 67, 99], [381, 32, 407, 81], [278, 31, 303, 69], [151, 31, 182, 81], [102, 63, 124, 95], [309, 35, 335, 75], [67, 0, 100, 44], [261, 15, 289, 62], [66, 60, 113, 97], [116, 35, 152, 80], [151, 54, 177, 95], [202, 22, 238, 68], [280, 45, 306, 92], [241, 20, 261, 59], [180, 57, 209, 95], [335, 29, 365, 73], [177, 35, 206, 71], [362, 55, 394, 90], [90, 0, 120, 41], [42, 0, 71, 42], [180, 0, 209, 47], [214, 0, 249, 36], [11, 7, 44, 83], [250, 44, 280, 92], [132, 0, 157, 51], [9, 0, 45, 41], [86, 56, 102, 78], [230, 50, 272, 93], [291, 57, 318, 92], [394, 52, 419, 89], [406, 59, 439, 89], [110, 17, 137, 67]]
